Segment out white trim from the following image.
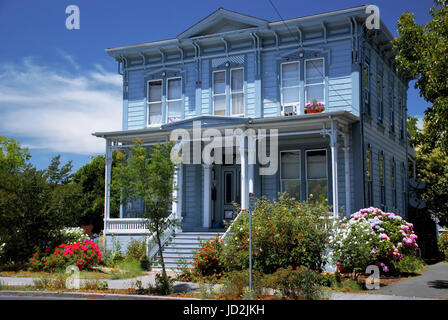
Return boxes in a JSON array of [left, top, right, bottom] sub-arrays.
[[212, 70, 226, 116], [230, 67, 245, 117], [304, 57, 325, 106], [147, 79, 163, 126], [166, 76, 183, 123], [280, 149, 301, 199], [305, 148, 328, 199]]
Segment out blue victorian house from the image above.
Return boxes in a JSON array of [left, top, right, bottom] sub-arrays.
[[94, 6, 411, 268]]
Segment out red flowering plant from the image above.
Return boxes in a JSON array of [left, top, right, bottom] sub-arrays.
[[304, 99, 325, 113], [177, 235, 227, 284], [29, 240, 102, 271]]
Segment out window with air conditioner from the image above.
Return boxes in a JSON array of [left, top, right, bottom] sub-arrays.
[[281, 62, 300, 115]]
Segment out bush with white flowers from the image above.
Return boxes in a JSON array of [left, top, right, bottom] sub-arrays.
[[331, 207, 419, 276], [53, 227, 90, 244]]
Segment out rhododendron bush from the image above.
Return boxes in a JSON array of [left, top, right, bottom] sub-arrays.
[[330, 207, 419, 275], [29, 240, 102, 271]]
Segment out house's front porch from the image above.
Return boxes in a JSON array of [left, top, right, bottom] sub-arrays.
[[94, 111, 359, 254]]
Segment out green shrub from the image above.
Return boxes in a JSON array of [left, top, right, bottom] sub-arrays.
[[438, 232, 448, 261], [331, 207, 420, 276], [218, 269, 264, 300], [224, 194, 332, 274], [125, 238, 147, 261], [264, 266, 322, 300], [193, 235, 226, 277], [393, 254, 426, 274]]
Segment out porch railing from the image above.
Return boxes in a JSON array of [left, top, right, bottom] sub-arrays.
[[105, 218, 148, 234]]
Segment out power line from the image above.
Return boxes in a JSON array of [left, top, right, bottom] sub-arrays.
[[267, 0, 354, 108]]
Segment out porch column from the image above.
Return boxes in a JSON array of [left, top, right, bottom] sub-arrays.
[[330, 121, 339, 218], [343, 133, 351, 216], [240, 135, 248, 211], [248, 132, 256, 196], [104, 139, 112, 234], [173, 164, 183, 231], [202, 164, 212, 228]]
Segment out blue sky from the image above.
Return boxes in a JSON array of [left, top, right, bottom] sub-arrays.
[[0, 0, 432, 171]]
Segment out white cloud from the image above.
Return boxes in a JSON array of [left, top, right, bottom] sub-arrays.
[[416, 116, 424, 131], [0, 57, 122, 154]]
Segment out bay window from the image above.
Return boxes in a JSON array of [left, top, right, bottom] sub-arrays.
[[280, 151, 301, 200]]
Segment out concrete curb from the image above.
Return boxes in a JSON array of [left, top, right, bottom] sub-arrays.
[[0, 290, 200, 300]]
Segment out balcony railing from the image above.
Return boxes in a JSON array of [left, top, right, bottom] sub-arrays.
[[105, 218, 148, 235]]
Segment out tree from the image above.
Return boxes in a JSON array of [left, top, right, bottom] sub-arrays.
[[46, 155, 73, 185], [112, 140, 176, 293], [393, 0, 448, 152], [72, 155, 119, 234]]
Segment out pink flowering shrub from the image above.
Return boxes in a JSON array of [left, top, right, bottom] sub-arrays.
[[331, 207, 419, 276], [29, 240, 102, 271]]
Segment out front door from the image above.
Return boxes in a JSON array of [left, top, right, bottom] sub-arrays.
[[221, 166, 240, 224]]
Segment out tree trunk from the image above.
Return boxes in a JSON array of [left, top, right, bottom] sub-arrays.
[[155, 227, 167, 280]]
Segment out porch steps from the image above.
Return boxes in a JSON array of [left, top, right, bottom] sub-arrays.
[[152, 231, 222, 271]]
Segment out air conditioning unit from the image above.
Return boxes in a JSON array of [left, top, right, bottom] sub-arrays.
[[281, 105, 298, 116]]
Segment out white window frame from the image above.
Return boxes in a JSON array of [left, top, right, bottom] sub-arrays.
[[280, 150, 301, 199], [305, 148, 328, 199], [212, 70, 226, 116], [147, 79, 163, 126], [165, 76, 183, 124], [280, 61, 300, 110], [230, 67, 245, 117], [304, 57, 326, 106]]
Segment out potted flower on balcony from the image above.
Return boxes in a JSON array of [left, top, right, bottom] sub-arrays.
[[305, 99, 325, 114]]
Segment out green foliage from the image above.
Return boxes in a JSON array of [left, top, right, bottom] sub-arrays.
[[224, 194, 331, 274], [393, 1, 448, 152], [125, 238, 147, 261], [415, 146, 448, 226], [153, 272, 174, 295], [218, 269, 264, 300], [392, 254, 426, 274], [192, 236, 226, 277], [264, 266, 322, 300], [72, 155, 120, 233], [438, 232, 448, 260], [331, 208, 419, 276], [112, 140, 176, 285]]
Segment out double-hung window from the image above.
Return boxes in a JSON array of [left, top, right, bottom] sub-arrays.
[[305, 58, 325, 105], [281, 62, 300, 109], [379, 151, 385, 209], [167, 78, 182, 123], [378, 72, 383, 123], [280, 151, 301, 200], [213, 71, 226, 116], [391, 158, 397, 208], [306, 149, 327, 200], [364, 60, 371, 115], [147, 80, 162, 125], [401, 162, 406, 213], [231, 68, 244, 116], [399, 92, 405, 139], [366, 145, 373, 206], [389, 77, 395, 132]]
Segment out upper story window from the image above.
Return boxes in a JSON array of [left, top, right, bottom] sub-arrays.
[[231, 68, 244, 116], [389, 76, 395, 132], [305, 58, 325, 105], [306, 149, 327, 201], [363, 60, 371, 116], [377, 72, 383, 123], [280, 150, 301, 200], [147, 80, 162, 125], [399, 91, 405, 140], [167, 78, 182, 123], [213, 70, 226, 116], [280, 62, 300, 107]]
